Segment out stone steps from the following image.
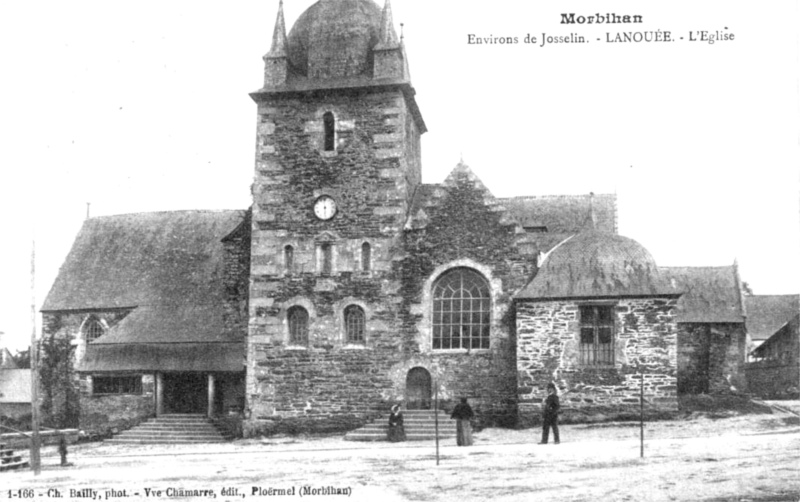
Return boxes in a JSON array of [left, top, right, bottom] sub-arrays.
[[344, 410, 458, 442], [0, 444, 29, 472], [105, 415, 228, 445]]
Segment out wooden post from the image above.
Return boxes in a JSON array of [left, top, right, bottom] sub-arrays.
[[29, 239, 41, 475], [156, 373, 164, 416], [207, 374, 215, 418], [434, 382, 439, 466]]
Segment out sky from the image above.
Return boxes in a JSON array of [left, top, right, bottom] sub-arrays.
[[0, 0, 798, 351]]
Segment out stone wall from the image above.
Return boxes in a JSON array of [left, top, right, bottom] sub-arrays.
[[516, 298, 679, 425], [246, 95, 532, 433], [677, 323, 747, 395], [745, 316, 799, 398], [79, 374, 154, 437], [246, 86, 422, 435]]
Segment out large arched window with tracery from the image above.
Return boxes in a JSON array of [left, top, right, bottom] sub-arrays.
[[83, 317, 105, 343], [432, 268, 491, 350], [287, 306, 309, 346]]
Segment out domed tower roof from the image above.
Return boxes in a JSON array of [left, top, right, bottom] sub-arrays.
[[516, 231, 678, 300], [287, 0, 384, 79]]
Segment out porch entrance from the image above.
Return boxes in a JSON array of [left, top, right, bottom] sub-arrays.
[[162, 373, 207, 414], [405, 367, 432, 410]]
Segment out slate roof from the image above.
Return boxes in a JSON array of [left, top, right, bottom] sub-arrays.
[[76, 343, 244, 373], [517, 231, 677, 300], [43, 210, 245, 312], [405, 185, 616, 237], [42, 210, 247, 372], [500, 194, 617, 234], [745, 294, 800, 341], [0, 369, 31, 404], [660, 266, 745, 323]]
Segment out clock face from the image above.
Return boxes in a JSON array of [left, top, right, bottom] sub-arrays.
[[314, 196, 337, 220]]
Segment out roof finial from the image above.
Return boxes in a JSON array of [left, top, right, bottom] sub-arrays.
[[400, 23, 404, 42], [377, 0, 400, 48], [267, 0, 288, 57]]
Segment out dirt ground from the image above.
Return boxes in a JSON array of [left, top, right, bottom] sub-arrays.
[[2, 404, 799, 502]]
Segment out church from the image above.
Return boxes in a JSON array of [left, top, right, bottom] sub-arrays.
[[41, 0, 749, 437]]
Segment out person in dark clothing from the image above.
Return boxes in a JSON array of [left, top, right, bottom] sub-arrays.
[[450, 397, 475, 446], [387, 404, 406, 442], [539, 383, 560, 444]]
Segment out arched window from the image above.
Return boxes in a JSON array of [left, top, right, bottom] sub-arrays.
[[83, 318, 105, 343], [287, 306, 309, 345], [344, 305, 366, 344], [320, 243, 332, 275], [284, 245, 294, 275], [361, 242, 371, 272], [432, 268, 490, 350], [323, 112, 335, 151]]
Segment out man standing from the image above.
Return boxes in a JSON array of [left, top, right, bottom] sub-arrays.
[[450, 397, 475, 446], [539, 383, 560, 444]]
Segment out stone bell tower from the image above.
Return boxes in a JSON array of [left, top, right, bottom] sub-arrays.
[[245, 0, 426, 433]]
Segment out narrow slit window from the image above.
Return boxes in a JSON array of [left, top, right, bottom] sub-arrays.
[[321, 243, 332, 275], [361, 242, 371, 272], [323, 112, 335, 151], [284, 245, 294, 275]]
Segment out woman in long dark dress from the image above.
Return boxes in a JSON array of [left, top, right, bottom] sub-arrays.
[[450, 397, 474, 446], [387, 404, 406, 442]]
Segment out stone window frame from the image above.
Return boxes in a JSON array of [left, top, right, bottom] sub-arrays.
[[359, 241, 372, 274], [80, 315, 107, 344], [335, 298, 372, 350], [281, 298, 316, 350], [418, 259, 501, 354], [315, 232, 338, 276], [577, 301, 618, 367], [322, 111, 336, 152], [431, 267, 492, 351], [283, 244, 295, 276], [344, 305, 367, 345]]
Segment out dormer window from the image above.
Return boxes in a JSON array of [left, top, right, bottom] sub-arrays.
[[323, 112, 335, 151], [523, 225, 548, 233]]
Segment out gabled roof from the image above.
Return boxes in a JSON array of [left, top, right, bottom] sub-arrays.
[[745, 294, 800, 341], [0, 369, 31, 403], [660, 266, 745, 323], [42, 210, 246, 312], [405, 164, 617, 238], [500, 194, 617, 234], [94, 305, 234, 345]]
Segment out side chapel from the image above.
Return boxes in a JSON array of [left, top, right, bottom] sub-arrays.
[[41, 0, 750, 436]]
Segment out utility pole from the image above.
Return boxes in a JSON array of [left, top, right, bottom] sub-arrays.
[[434, 383, 440, 466], [30, 239, 41, 475], [640, 366, 644, 458]]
